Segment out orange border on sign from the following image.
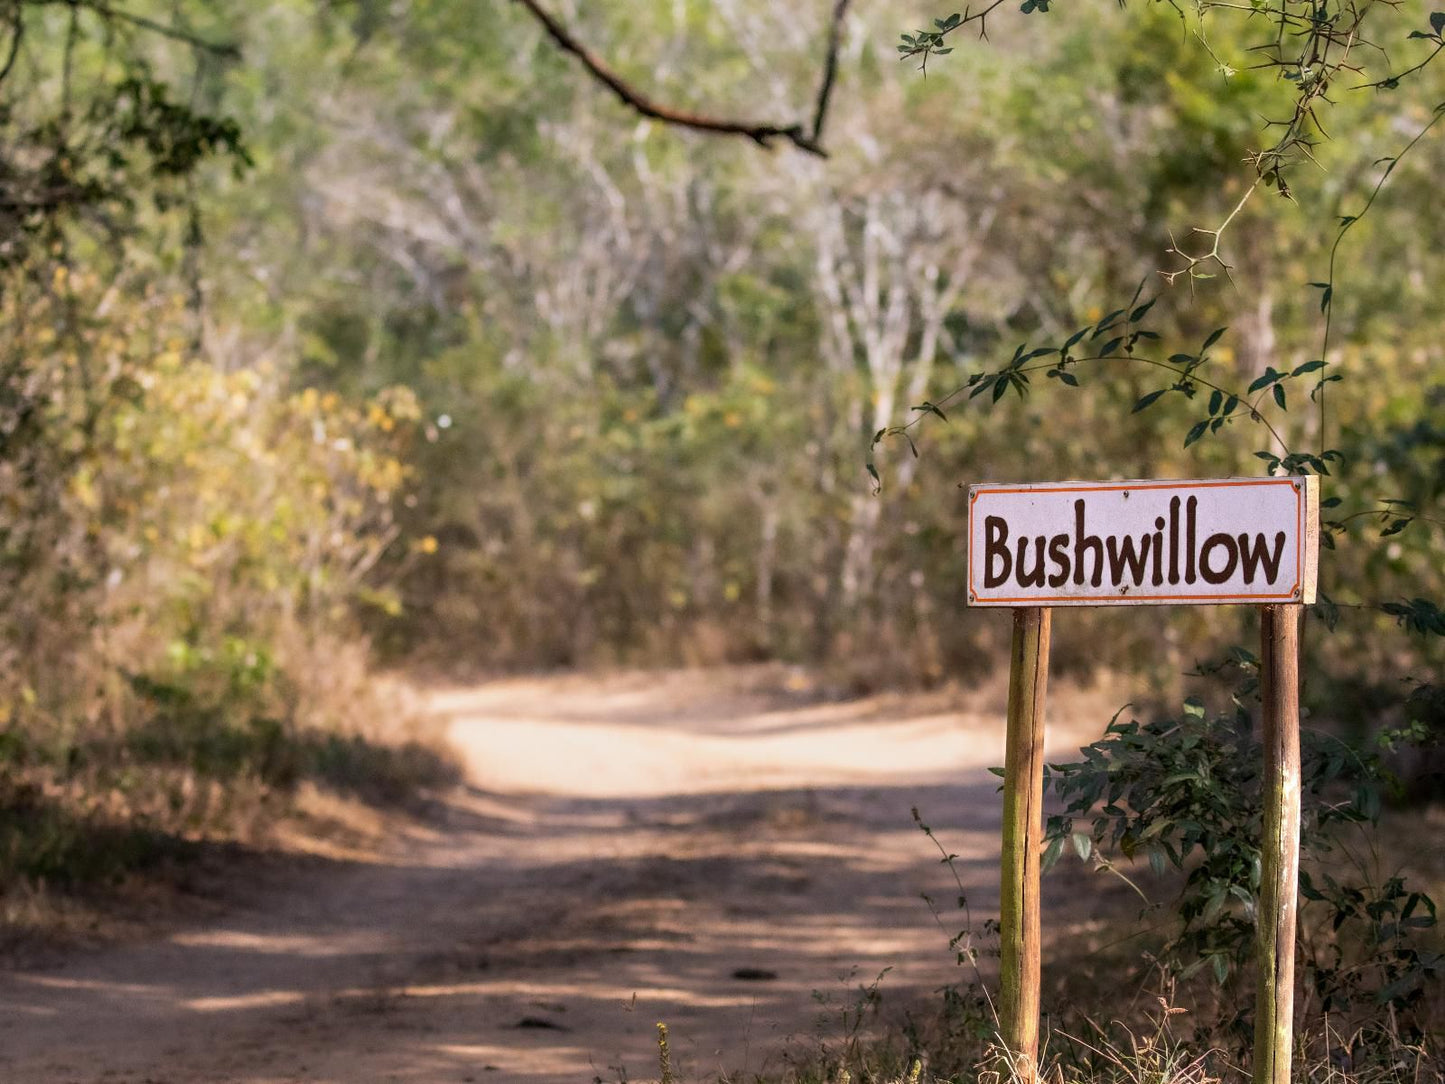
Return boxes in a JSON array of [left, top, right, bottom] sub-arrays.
[[966, 479, 1304, 605]]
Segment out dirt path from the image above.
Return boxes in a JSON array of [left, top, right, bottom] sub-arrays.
[[0, 667, 1124, 1083]]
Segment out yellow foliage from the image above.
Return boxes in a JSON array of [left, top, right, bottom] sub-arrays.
[[0, 266, 421, 736]]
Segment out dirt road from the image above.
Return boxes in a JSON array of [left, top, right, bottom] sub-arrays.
[[0, 667, 1123, 1083]]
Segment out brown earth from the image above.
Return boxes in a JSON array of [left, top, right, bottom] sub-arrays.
[[0, 666, 1131, 1083]]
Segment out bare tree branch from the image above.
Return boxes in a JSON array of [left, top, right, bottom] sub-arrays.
[[33, 0, 241, 58], [810, 0, 851, 146], [510, 0, 852, 157], [0, 6, 23, 87]]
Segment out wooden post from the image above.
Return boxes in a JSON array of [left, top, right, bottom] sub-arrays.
[[1254, 603, 1302, 1084], [999, 606, 1051, 1083]]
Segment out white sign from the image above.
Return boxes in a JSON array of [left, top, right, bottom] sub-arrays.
[[966, 477, 1318, 607]]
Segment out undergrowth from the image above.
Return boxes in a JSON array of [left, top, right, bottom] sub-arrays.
[[634, 720, 1443, 1084], [0, 630, 457, 925]]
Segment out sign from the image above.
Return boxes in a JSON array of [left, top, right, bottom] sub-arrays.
[[970, 476, 1317, 1083], [966, 477, 1318, 607]]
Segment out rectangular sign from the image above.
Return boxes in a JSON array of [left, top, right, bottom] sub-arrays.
[[966, 477, 1318, 607]]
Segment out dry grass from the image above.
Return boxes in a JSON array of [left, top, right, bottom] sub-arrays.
[[0, 628, 459, 949], [696, 996, 1442, 1084]]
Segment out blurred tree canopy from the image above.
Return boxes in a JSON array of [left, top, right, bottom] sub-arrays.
[[0, 0, 1441, 752]]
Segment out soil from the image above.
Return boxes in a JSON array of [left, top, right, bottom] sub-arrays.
[[0, 666, 1130, 1083]]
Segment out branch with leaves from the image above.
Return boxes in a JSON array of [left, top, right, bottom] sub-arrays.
[[896, 2, 1014, 73], [864, 284, 1340, 492]]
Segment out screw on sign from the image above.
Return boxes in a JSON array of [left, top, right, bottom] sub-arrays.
[[965, 477, 1318, 1084]]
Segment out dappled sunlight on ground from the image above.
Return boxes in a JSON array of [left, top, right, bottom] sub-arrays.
[[0, 665, 1131, 1082]]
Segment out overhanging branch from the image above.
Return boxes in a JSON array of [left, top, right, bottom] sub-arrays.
[[510, 0, 851, 157], [810, 0, 850, 146], [31, 0, 242, 58]]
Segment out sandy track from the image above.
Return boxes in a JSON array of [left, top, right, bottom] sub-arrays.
[[0, 667, 1124, 1083]]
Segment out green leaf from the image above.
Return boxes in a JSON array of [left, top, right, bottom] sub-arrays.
[[1184, 420, 1209, 447], [1248, 370, 1278, 394], [1133, 390, 1167, 413], [866, 462, 880, 491], [1071, 832, 1092, 861], [1130, 298, 1156, 322], [1203, 888, 1228, 924], [1432, 11, 1445, 34], [1254, 451, 1280, 474], [1208, 390, 1223, 416], [1273, 384, 1286, 410], [1292, 360, 1325, 377], [1201, 327, 1227, 352], [1092, 310, 1125, 338], [1042, 834, 1065, 871], [1211, 953, 1229, 984]]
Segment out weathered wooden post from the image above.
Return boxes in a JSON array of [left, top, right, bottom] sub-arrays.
[[968, 478, 1317, 1081], [1254, 603, 1302, 1084], [999, 606, 1050, 1083]]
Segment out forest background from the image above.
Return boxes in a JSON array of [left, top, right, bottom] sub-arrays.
[[0, 0, 1442, 1043]]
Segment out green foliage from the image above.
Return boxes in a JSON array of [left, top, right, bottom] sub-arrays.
[[1043, 687, 1441, 1038], [0, 247, 440, 893], [0, 2, 248, 266]]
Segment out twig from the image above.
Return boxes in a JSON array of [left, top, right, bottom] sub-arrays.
[[1316, 104, 1445, 456], [810, 0, 851, 146], [1356, 41, 1445, 90], [896, 349, 1294, 454], [45, 0, 241, 58], [0, 5, 23, 86], [1159, 177, 1263, 287], [509, 0, 845, 156]]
